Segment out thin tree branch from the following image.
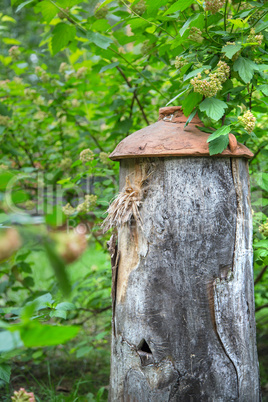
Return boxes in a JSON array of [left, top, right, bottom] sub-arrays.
[[116, 66, 150, 125], [255, 303, 268, 313], [254, 265, 268, 286]]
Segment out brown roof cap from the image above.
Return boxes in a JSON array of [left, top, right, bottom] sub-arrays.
[[109, 106, 253, 161]]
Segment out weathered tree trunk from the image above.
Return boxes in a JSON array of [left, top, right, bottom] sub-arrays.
[[109, 156, 260, 401]]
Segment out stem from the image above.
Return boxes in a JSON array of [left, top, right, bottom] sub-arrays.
[[116, 66, 150, 125], [254, 265, 268, 286], [224, 0, 228, 31], [205, 12, 220, 45], [112, 49, 169, 100], [120, 0, 175, 39], [249, 82, 254, 110], [252, 11, 268, 28], [255, 303, 268, 313]]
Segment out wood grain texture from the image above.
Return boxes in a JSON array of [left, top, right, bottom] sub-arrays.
[[109, 157, 260, 401]]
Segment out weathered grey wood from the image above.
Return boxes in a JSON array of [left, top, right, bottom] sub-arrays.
[[109, 157, 260, 401]]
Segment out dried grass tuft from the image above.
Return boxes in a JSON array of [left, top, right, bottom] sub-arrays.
[[102, 175, 149, 232]]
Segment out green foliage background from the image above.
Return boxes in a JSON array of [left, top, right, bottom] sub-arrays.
[[0, 0, 267, 400]]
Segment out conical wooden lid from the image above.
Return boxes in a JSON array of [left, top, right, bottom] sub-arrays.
[[109, 106, 253, 161]]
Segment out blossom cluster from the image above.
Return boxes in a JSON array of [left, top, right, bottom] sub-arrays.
[[188, 27, 203, 43], [99, 151, 111, 165], [9, 46, 21, 60], [11, 388, 35, 402], [204, 0, 225, 14], [76, 194, 97, 213], [247, 28, 263, 46], [35, 66, 50, 83], [259, 220, 268, 237], [238, 110, 256, 134], [80, 148, 94, 163], [0, 114, 11, 126], [132, 0, 146, 15], [190, 60, 230, 97], [63, 194, 97, 217], [174, 56, 186, 69]]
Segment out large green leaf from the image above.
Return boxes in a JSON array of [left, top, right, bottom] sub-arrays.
[[43, 240, 71, 296], [0, 364, 11, 383], [164, 0, 194, 15], [222, 43, 242, 59], [19, 322, 79, 347], [233, 57, 258, 83], [207, 125, 231, 142], [51, 23, 76, 55], [145, 0, 167, 13], [182, 92, 202, 116], [0, 331, 23, 352], [87, 31, 113, 50], [209, 135, 229, 155], [199, 98, 228, 121], [35, 1, 58, 23]]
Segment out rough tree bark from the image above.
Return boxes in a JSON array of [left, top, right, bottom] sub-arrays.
[[109, 156, 260, 402]]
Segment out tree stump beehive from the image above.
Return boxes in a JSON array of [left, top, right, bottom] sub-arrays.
[[107, 107, 261, 401]]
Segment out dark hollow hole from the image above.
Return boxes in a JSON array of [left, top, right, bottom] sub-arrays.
[[138, 339, 152, 354]]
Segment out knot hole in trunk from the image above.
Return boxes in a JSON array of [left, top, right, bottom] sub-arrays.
[[137, 339, 154, 366]]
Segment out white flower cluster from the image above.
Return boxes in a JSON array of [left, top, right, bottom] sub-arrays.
[[76, 194, 97, 213], [238, 110, 256, 134], [0, 114, 11, 126], [132, 0, 146, 15], [190, 60, 230, 97], [259, 219, 268, 237], [80, 148, 94, 163], [204, 0, 225, 14], [174, 56, 186, 69], [9, 46, 21, 60], [247, 28, 263, 46], [188, 27, 203, 43], [35, 66, 50, 83]]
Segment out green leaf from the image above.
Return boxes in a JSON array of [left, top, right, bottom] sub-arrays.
[[164, 0, 194, 15], [0, 126, 5, 136], [207, 125, 231, 142], [256, 173, 268, 192], [0, 331, 23, 352], [100, 62, 119, 73], [258, 84, 268, 96], [183, 65, 211, 81], [255, 20, 268, 33], [179, 13, 201, 36], [43, 240, 71, 296], [182, 92, 202, 116], [199, 98, 228, 121], [34, 1, 58, 23], [209, 135, 229, 155], [50, 310, 67, 319], [233, 57, 258, 83], [0, 364, 11, 383], [16, 0, 35, 13], [45, 205, 66, 227], [95, 0, 113, 10], [0, 102, 12, 117], [56, 302, 75, 311], [184, 109, 197, 128], [166, 88, 189, 106], [222, 43, 242, 59], [254, 239, 268, 249], [145, 0, 167, 13], [19, 322, 79, 347], [51, 23, 76, 55], [87, 31, 113, 50]]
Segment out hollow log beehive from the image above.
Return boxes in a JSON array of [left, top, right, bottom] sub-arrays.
[[108, 107, 260, 401]]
